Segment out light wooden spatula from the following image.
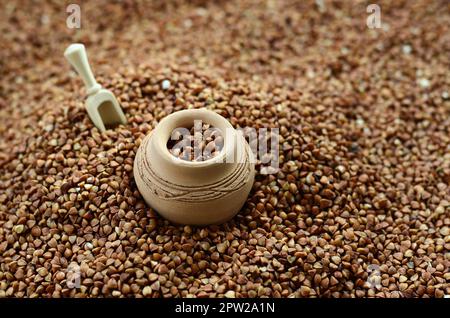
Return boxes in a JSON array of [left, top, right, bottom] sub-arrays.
[[64, 43, 126, 132]]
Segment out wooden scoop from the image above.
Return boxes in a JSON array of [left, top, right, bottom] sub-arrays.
[[64, 43, 126, 132]]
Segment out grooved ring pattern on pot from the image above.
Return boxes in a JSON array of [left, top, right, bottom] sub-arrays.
[[136, 135, 253, 202]]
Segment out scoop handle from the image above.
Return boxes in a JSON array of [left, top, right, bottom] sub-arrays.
[[64, 43, 102, 96]]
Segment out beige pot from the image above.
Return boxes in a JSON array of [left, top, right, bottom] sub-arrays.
[[134, 109, 255, 225]]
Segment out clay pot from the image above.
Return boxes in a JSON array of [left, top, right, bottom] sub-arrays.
[[134, 109, 255, 225]]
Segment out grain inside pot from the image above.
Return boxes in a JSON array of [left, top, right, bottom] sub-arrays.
[[0, 1, 449, 298], [167, 122, 224, 161]]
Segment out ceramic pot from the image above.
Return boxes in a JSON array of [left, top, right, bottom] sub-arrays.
[[134, 109, 255, 225]]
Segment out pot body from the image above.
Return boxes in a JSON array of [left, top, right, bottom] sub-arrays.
[[134, 109, 255, 225]]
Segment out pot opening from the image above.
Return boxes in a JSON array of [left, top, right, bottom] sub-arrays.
[[166, 119, 224, 162]]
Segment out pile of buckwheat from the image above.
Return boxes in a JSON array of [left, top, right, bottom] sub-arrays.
[[0, 1, 448, 298]]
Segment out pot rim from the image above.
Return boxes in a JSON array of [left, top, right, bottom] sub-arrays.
[[154, 108, 235, 168]]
